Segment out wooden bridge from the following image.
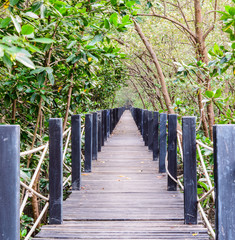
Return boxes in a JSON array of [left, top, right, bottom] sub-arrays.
[[32, 111, 209, 240]]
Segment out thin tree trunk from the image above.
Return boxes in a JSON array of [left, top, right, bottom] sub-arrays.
[[12, 99, 17, 124], [197, 89, 209, 138], [130, 79, 146, 108], [194, 0, 214, 139], [63, 85, 73, 131], [133, 20, 174, 114]]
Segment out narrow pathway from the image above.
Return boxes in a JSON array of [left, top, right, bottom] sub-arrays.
[[33, 111, 209, 239]]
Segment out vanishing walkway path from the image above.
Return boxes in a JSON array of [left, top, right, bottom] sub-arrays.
[[33, 111, 209, 239]]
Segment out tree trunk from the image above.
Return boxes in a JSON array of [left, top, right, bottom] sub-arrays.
[[194, 0, 214, 139], [133, 20, 174, 114], [63, 85, 73, 131], [12, 99, 17, 124]]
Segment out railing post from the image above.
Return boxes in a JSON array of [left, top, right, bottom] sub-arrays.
[[114, 108, 117, 127], [148, 111, 153, 151], [110, 109, 113, 134], [107, 110, 110, 138], [214, 125, 235, 240], [71, 115, 81, 190], [49, 118, 63, 224], [167, 114, 177, 191], [159, 113, 167, 173], [92, 112, 98, 160], [153, 111, 159, 161], [103, 110, 107, 141], [85, 114, 93, 172], [101, 110, 105, 146], [0, 126, 20, 239], [143, 110, 148, 146], [183, 117, 197, 224], [141, 109, 144, 136], [97, 111, 102, 152]]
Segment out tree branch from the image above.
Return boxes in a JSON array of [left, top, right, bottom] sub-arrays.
[[136, 13, 196, 39]]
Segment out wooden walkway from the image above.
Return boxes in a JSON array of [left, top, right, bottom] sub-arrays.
[[33, 111, 209, 240]]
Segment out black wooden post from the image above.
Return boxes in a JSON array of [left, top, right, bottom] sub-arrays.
[[101, 110, 105, 146], [104, 110, 107, 141], [85, 114, 93, 172], [71, 115, 81, 190], [110, 109, 113, 134], [0, 126, 20, 239], [143, 110, 149, 146], [153, 111, 159, 161], [214, 125, 235, 240], [114, 108, 117, 127], [141, 109, 144, 136], [107, 110, 110, 138], [49, 118, 63, 224], [167, 114, 177, 191], [92, 112, 98, 160], [148, 111, 153, 151], [159, 113, 167, 173], [98, 111, 102, 152], [183, 117, 197, 224]]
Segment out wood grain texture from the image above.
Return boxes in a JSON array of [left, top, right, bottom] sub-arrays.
[[33, 111, 209, 240]]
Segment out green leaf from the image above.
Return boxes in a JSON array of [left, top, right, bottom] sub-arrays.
[[10, 15, 21, 33], [214, 88, 222, 98], [89, 34, 103, 46], [104, 19, 110, 29], [0, 17, 11, 28], [10, 0, 19, 5], [66, 53, 76, 63], [0, 46, 4, 57], [67, 40, 77, 49], [45, 67, 53, 74], [40, 4, 46, 19], [205, 90, 214, 98], [21, 229, 27, 237], [3, 54, 12, 69], [229, 7, 235, 16], [22, 25, 34, 35], [30, 67, 45, 75], [110, 13, 118, 26], [41, 94, 47, 101], [48, 72, 54, 85], [30, 38, 55, 44], [24, 12, 39, 19], [30, 93, 37, 103], [17, 84, 24, 91], [126, 1, 136, 7], [111, 0, 117, 6], [26, 43, 41, 53], [15, 53, 35, 69], [122, 15, 130, 24]]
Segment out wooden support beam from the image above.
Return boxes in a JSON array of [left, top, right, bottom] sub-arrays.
[[71, 115, 81, 190], [49, 118, 63, 224], [214, 125, 235, 239], [153, 111, 159, 161], [183, 117, 197, 224], [0, 125, 20, 239], [167, 114, 177, 191], [85, 114, 93, 172], [159, 113, 167, 173], [92, 112, 98, 160]]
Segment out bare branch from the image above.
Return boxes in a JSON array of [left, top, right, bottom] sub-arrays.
[[136, 13, 196, 39]]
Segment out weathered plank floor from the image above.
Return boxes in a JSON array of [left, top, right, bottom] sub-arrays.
[[33, 111, 209, 240]]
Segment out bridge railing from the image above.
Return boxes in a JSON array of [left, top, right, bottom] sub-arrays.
[[0, 107, 125, 240], [130, 107, 235, 240]]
